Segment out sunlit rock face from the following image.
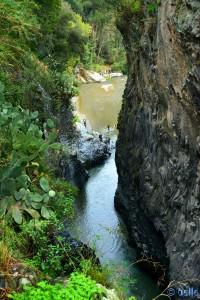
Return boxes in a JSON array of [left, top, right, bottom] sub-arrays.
[[115, 0, 200, 287]]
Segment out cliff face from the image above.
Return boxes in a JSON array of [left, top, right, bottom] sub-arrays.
[[115, 0, 200, 285]]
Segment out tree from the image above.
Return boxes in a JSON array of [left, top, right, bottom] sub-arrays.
[[34, 0, 61, 58], [53, 1, 91, 71], [65, 0, 126, 70]]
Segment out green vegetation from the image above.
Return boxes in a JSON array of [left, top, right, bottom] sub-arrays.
[[106, 0, 161, 30], [0, 0, 164, 299], [79, 259, 138, 300], [0, 90, 139, 296], [0, 77, 105, 297], [7, 273, 105, 300], [64, 0, 161, 73], [0, 0, 39, 68], [0, 85, 62, 224], [0, 81, 79, 290], [73, 115, 81, 124], [0, 0, 81, 116], [66, 0, 127, 72]]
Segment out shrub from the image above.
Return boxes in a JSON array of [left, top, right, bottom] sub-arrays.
[[112, 60, 127, 74], [72, 115, 81, 124], [0, 0, 39, 69], [49, 180, 77, 221], [0, 83, 62, 224], [117, 0, 143, 17], [7, 272, 105, 300], [79, 259, 112, 288]]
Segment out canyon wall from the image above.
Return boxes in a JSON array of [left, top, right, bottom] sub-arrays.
[[115, 0, 200, 286]]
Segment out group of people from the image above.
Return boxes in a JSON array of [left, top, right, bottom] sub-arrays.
[[83, 119, 113, 132], [82, 119, 117, 145]]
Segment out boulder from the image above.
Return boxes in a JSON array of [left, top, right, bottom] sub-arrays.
[[79, 69, 106, 83], [101, 84, 115, 92], [97, 284, 120, 300], [73, 122, 111, 168]]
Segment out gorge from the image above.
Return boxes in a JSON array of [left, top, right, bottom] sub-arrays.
[[71, 77, 161, 299], [1, 0, 200, 299]]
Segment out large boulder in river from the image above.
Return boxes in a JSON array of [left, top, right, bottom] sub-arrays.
[[49, 119, 111, 188], [74, 122, 111, 168], [55, 151, 89, 188], [75, 137, 111, 168], [78, 69, 106, 83], [101, 84, 114, 92]]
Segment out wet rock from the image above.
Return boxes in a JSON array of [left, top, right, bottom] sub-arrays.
[[73, 122, 111, 168], [2, 265, 46, 295], [49, 126, 110, 188], [49, 100, 111, 187], [97, 284, 120, 300], [50, 101, 86, 187], [55, 150, 89, 188], [74, 138, 111, 168], [109, 72, 123, 78], [76, 69, 123, 84], [101, 84, 114, 92], [115, 0, 200, 292]]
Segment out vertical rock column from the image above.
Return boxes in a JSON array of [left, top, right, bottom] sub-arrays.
[[115, 0, 200, 284]]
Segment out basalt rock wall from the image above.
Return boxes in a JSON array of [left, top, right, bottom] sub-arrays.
[[115, 0, 200, 286]]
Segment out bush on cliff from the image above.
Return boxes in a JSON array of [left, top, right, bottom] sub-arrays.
[[7, 273, 105, 300], [0, 83, 78, 295], [0, 83, 63, 224]]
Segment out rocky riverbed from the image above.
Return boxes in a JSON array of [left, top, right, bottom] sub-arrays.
[[76, 68, 123, 83], [53, 121, 112, 188]]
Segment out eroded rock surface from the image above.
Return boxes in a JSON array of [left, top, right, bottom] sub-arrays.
[[115, 0, 200, 288], [73, 122, 111, 168], [51, 103, 111, 188]]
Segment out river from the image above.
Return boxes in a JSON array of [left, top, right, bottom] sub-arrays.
[[71, 77, 160, 299]]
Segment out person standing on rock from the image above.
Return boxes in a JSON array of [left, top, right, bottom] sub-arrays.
[[74, 65, 80, 75], [107, 125, 110, 131], [83, 119, 87, 128]]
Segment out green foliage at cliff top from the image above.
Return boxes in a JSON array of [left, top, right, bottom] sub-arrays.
[[0, 0, 39, 68], [0, 0, 127, 114]]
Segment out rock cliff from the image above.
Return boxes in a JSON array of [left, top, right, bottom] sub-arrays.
[[51, 103, 111, 188], [115, 0, 200, 288]]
